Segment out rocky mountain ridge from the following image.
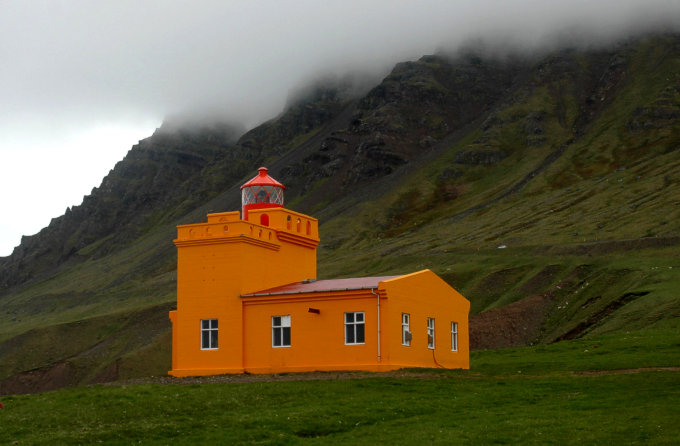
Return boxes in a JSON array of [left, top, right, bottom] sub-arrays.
[[1, 33, 678, 394]]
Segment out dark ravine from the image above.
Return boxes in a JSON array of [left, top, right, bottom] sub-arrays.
[[555, 291, 651, 341]]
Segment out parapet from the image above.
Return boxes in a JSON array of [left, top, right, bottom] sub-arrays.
[[174, 207, 319, 250], [246, 208, 319, 242], [206, 211, 240, 223]]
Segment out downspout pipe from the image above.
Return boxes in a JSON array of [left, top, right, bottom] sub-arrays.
[[371, 287, 381, 363]]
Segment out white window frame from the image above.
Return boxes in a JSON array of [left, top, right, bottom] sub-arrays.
[[451, 322, 458, 352], [427, 317, 435, 349], [201, 319, 218, 350], [401, 313, 411, 346], [272, 315, 291, 348], [344, 312, 365, 345]]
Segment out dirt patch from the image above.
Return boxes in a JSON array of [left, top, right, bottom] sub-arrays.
[[103, 370, 452, 388], [1, 368, 457, 395], [469, 292, 554, 350], [0, 361, 78, 396], [101, 366, 680, 388]]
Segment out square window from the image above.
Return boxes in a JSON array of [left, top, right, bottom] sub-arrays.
[[272, 315, 291, 347], [345, 312, 365, 345], [201, 319, 218, 350]]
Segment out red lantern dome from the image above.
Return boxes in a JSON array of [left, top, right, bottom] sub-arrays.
[[240, 167, 285, 219]]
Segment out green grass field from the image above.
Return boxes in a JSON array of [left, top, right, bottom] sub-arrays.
[[1, 327, 678, 445]]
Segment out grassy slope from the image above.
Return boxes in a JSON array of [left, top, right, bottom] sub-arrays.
[[0, 36, 679, 388], [318, 35, 680, 340], [0, 327, 678, 444], [0, 224, 177, 341]]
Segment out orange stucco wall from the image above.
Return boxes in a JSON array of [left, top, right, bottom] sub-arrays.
[[242, 291, 390, 373], [169, 206, 470, 377], [239, 269, 469, 374], [382, 270, 470, 370]]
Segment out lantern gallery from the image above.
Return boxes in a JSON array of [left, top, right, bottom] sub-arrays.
[[168, 167, 470, 376]]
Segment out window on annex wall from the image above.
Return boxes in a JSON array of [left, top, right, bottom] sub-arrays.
[[345, 312, 365, 344], [201, 319, 218, 350], [427, 317, 435, 349], [402, 313, 411, 346], [272, 315, 291, 347], [451, 322, 458, 352]]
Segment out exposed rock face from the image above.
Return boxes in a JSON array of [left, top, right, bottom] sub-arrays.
[[455, 149, 507, 165], [0, 121, 246, 290], [627, 81, 680, 131], [277, 54, 523, 197]]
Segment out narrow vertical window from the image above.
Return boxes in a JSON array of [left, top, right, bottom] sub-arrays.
[[451, 322, 458, 352], [201, 319, 218, 350], [345, 312, 365, 344], [401, 313, 411, 346], [272, 315, 291, 347], [427, 317, 435, 349]]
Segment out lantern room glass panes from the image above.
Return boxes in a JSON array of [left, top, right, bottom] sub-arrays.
[[242, 185, 284, 206]]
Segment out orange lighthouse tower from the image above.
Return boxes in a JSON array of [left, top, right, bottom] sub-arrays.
[[169, 167, 469, 377], [169, 168, 319, 376]]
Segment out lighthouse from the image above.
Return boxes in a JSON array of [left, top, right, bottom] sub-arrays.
[[240, 167, 285, 220], [169, 166, 469, 377]]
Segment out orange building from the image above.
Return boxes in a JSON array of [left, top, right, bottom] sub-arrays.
[[169, 167, 470, 377]]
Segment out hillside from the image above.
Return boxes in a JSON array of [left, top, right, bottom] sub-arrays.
[[1, 33, 679, 394]]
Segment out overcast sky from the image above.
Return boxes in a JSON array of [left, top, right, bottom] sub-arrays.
[[1, 0, 679, 257]]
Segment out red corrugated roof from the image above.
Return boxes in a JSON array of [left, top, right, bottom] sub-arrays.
[[241, 276, 399, 297]]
